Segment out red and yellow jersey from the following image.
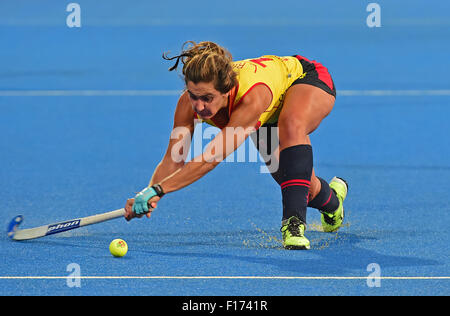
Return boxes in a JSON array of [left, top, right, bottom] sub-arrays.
[[196, 55, 305, 129]]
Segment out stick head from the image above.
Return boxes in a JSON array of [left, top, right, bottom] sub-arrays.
[[7, 215, 23, 239]]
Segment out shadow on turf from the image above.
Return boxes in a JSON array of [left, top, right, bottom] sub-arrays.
[[133, 230, 440, 275], [22, 228, 440, 275]]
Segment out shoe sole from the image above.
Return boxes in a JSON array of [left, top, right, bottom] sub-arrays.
[[283, 243, 311, 250]]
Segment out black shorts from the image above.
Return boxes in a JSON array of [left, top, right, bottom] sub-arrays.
[[291, 55, 336, 97]]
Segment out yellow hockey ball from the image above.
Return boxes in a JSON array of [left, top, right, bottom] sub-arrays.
[[109, 239, 128, 257]]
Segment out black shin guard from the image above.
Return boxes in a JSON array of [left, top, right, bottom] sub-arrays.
[[308, 177, 339, 213], [279, 145, 313, 223]]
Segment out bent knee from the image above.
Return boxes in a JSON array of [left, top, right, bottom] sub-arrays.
[[278, 117, 308, 144]]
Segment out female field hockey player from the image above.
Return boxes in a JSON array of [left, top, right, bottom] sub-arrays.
[[124, 41, 348, 250]]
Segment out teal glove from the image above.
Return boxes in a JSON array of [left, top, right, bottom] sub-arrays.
[[132, 184, 165, 215], [133, 187, 157, 215]]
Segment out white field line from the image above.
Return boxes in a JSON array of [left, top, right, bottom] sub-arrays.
[[338, 90, 450, 96], [0, 276, 449, 280], [0, 90, 182, 97], [1, 89, 450, 97]]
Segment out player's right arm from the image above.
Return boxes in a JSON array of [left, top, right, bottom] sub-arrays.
[[149, 91, 195, 185]]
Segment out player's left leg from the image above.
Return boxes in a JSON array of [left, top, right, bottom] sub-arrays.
[[319, 176, 348, 232]]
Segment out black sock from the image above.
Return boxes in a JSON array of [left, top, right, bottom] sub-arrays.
[[308, 177, 339, 213], [279, 145, 313, 223]]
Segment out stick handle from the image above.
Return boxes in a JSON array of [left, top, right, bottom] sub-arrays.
[[80, 208, 125, 226]]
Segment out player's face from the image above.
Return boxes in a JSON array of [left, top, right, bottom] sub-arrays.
[[186, 81, 229, 119]]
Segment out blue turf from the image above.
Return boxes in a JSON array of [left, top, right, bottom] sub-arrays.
[[0, 0, 449, 295]]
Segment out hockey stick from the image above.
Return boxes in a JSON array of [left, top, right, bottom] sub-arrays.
[[7, 208, 125, 241]]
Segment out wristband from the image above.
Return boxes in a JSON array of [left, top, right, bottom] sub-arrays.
[[151, 184, 165, 197]]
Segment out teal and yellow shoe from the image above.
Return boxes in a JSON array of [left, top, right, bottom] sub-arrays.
[[321, 177, 348, 233], [280, 216, 310, 250]]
